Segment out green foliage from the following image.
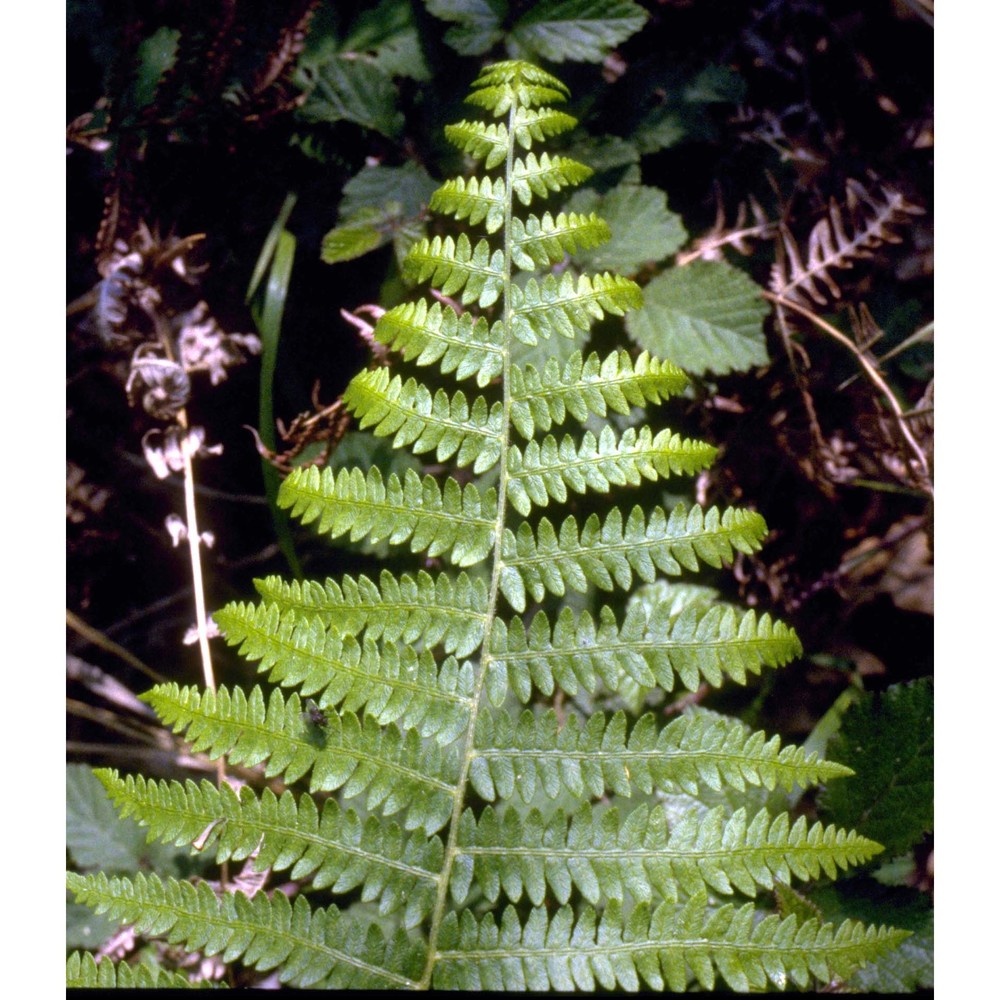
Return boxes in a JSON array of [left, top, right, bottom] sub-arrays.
[[626, 260, 771, 376], [321, 163, 438, 266], [67, 950, 215, 989], [425, 0, 649, 63], [69, 59, 909, 990], [566, 183, 688, 275], [818, 679, 933, 858]]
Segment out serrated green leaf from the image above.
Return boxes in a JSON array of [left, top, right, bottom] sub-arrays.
[[340, 0, 431, 81], [425, 0, 508, 55], [321, 221, 385, 263], [510, 0, 648, 63], [298, 57, 404, 138], [818, 679, 933, 857], [627, 259, 771, 375], [567, 183, 688, 274]]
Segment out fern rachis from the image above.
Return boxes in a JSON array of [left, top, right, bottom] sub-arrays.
[[68, 60, 907, 991]]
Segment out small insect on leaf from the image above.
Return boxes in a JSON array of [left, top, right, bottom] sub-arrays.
[[304, 699, 328, 728]]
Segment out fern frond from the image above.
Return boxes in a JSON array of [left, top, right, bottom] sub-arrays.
[[770, 179, 924, 307], [430, 176, 506, 233], [511, 271, 643, 344], [488, 601, 801, 703], [66, 950, 209, 988], [433, 895, 908, 991], [453, 802, 882, 907], [509, 350, 689, 439], [344, 368, 503, 472], [143, 684, 459, 833], [510, 211, 610, 269], [252, 569, 488, 658], [470, 708, 851, 803], [373, 299, 503, 386], [278, 465, 495, 567], [95, 770, 443, 928], [500, 503, 767, 610], [66, 871, 426, 989], [510, 153, 593, 205], [466, 60, 569, 116], [212, 602, 474, 744], [506, 426, 717, 517], [402, 233, 504, 307], [71, 58, 907, 991]]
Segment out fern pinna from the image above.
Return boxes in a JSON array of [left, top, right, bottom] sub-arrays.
[[67, 61, 907, 990]]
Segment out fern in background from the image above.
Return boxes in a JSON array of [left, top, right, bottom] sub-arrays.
[[68, 60, 909, 991]]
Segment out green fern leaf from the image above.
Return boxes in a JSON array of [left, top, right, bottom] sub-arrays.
[[278, 465, 495, 567], [465, 60, 570, 116], [510, 211, 609, 269], [373, 298, 503, 386], [66, 871, 426, 988], [71, 58, 907, 991], [67, 950, 210, 988], [433, 894, 907, 991], [252, 569, 488, 658], [506, 425, 717, 517], [402, 233, 505, 307], [509, 350, 689, 438], [470, 708, 851, 803], [142, 684, 459, 833], [344, 368, 503, 472], [445, 109, 582, 170], [94, 770, 443, 928], [212, 602, 474, 743], [511, 270, 643, 344], [511, 153, 593, 204], [430, 175, 506, 233], [453, 802, 882, 908], [488, 600, 801, 701], [500, 503, 765, 610]]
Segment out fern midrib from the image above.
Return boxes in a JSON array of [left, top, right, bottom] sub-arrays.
[[470, 743, 821, 776], [455, 842, 860, 863], [502, 631, 789, 660], [418, 90, 522, 992], [434, 927, 884, 964]]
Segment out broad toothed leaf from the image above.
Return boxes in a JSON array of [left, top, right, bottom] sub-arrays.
[[626, 259, 771, 376]]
